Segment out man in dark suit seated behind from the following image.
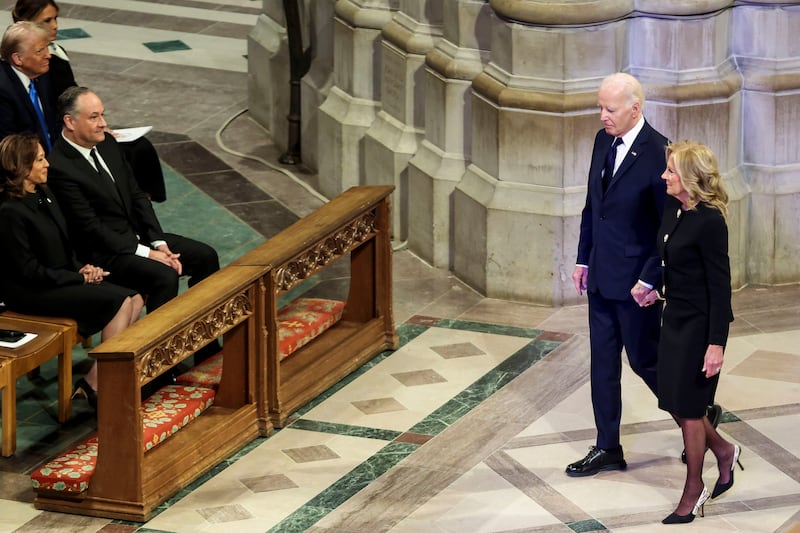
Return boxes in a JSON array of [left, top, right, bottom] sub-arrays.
[[0, 21, 59, 151], [47, 86, 220, 343]]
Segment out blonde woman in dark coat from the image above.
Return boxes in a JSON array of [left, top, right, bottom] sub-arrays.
[[637, 140, 741, 524]]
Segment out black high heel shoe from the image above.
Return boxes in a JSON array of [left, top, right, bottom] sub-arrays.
[[711, 444, 743, 499], [662, 485, 709, 524], [72, 378, 98, 410]]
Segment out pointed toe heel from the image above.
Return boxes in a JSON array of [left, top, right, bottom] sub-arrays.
[[72, 378, 98, 410], [711, 445, 743, 499], [662, 486, 709, 524]]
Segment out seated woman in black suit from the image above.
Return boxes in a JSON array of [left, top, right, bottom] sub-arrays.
[[12, 0, 168, 203], [0, 133, 144, 407]]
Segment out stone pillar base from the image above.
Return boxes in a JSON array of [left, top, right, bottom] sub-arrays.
[[363, 110, 422, 240], [247, 14, 288, 151], [453, 164, 586, 305], [407, 140, 466, 268], [317, 86, 380, 198]]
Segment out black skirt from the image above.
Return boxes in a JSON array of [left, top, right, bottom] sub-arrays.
[[657, 298, 719, 418], [2, 281, 137, 338]]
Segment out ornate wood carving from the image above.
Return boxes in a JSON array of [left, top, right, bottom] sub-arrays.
[[274, 209, 376, 292], [139, 292, 252, 382]]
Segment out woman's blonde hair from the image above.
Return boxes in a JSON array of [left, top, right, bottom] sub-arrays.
[[666, 140, 729, 219]]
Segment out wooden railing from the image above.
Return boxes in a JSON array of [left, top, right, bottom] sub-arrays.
[[32, 185, 397, 521]]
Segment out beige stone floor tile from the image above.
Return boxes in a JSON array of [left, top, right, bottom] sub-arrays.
[[748, 414, 800, 458], [456, 298, 556, 329], [0, 500, 40, 532], [147, 429, 388, 532], [391, 463, 560, 532], [303, 328, 530, 429]]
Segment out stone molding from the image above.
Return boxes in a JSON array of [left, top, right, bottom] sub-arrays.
[[382, 11, 443, 54], [489, 0, 750, 25], [335, 0, 396, 29]]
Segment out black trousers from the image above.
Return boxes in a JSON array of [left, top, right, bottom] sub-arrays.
[[587, 291, 661, 450], [120, 137, 167, 203], [102, 233, 219, 312]]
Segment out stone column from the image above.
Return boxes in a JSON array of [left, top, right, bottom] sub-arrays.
[[248, 3, 289, 150], [362, 0, 444, 239], [301, 0, 337, 171], [734, 1, 800, 284], [406, 0, 491, 267], [317, 0, 396, 199], [453, 1, 633, 304], [630, 0, 748, 289]]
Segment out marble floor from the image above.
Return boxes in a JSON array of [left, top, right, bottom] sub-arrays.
[[1, 1, 799, 532]]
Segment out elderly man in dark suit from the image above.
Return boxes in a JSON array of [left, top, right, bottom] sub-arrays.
[[0, 21, 59, 151], [46, 86, 219, 318], [566, 73, 718, 477]]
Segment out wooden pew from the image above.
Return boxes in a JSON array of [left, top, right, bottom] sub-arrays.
[[32, 185, 398, 521], [232, 184, 398, 427]]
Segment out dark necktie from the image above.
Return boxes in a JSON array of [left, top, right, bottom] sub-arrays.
[[90, 148, 120, 199], [602, 137, 623, 193], [28, 80, 52, 151]]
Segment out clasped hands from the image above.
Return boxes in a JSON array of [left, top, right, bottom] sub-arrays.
[[79, 264, 109, 284], [631, 282, 661, 307], [149, 244, 183, 274]]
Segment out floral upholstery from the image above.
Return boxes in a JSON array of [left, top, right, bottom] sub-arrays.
[[175, 352, 223, 388], [142, 385, 216, 451], [276, 298, 345, 360], [32, 385, 216, 494], [176, 298, 346, 389], [31, 435, 98, 493]]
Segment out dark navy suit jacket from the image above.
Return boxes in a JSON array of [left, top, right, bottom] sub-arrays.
[[46, 133, 166, 265], [576, 121, 669, 300], [0, 61, 59, 152]]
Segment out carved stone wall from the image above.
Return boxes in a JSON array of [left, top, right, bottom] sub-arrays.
[[248, 0, 800, 304]]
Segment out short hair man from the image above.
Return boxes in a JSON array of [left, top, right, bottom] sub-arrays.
[[0, 21, 59, 151], [568, 73, 670, 476], [47, 86, 220, 319]]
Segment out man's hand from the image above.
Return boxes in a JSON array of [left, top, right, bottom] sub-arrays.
[[149, 245, 182, 274], [631, 282, 659, 307], [572, 266, 588, 295]]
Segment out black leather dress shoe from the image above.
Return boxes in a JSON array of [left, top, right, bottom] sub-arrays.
[[566, 446, 627, 477], [682, 404, 722, 463]]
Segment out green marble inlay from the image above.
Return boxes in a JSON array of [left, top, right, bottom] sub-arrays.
[[153, 166, 264, 267], [290, 419, 401, 441], [719, 411, 740, 423], [143, 39, 191, 53], [308, 442, 417, 509], [267, 505, 329, 533], [409, 338, 559, 435], [268, 442, 418, 532], [435, 318, 542, 338], [568, 518, 607, 532], [56, 28, 90, 40], [397, 323, 428, 345]]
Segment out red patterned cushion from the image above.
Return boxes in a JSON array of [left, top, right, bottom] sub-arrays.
[[31, 435, 98, 493], [142, 385, 216, 451], [277, 298, 345, 360], [176, 352, 224, 388], [31, 385, 217, 494]]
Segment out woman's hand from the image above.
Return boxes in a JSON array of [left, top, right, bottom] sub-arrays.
[[702, 344, 725, 378], [79, 264, 110, 284], [632, 286, 661, 307]]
